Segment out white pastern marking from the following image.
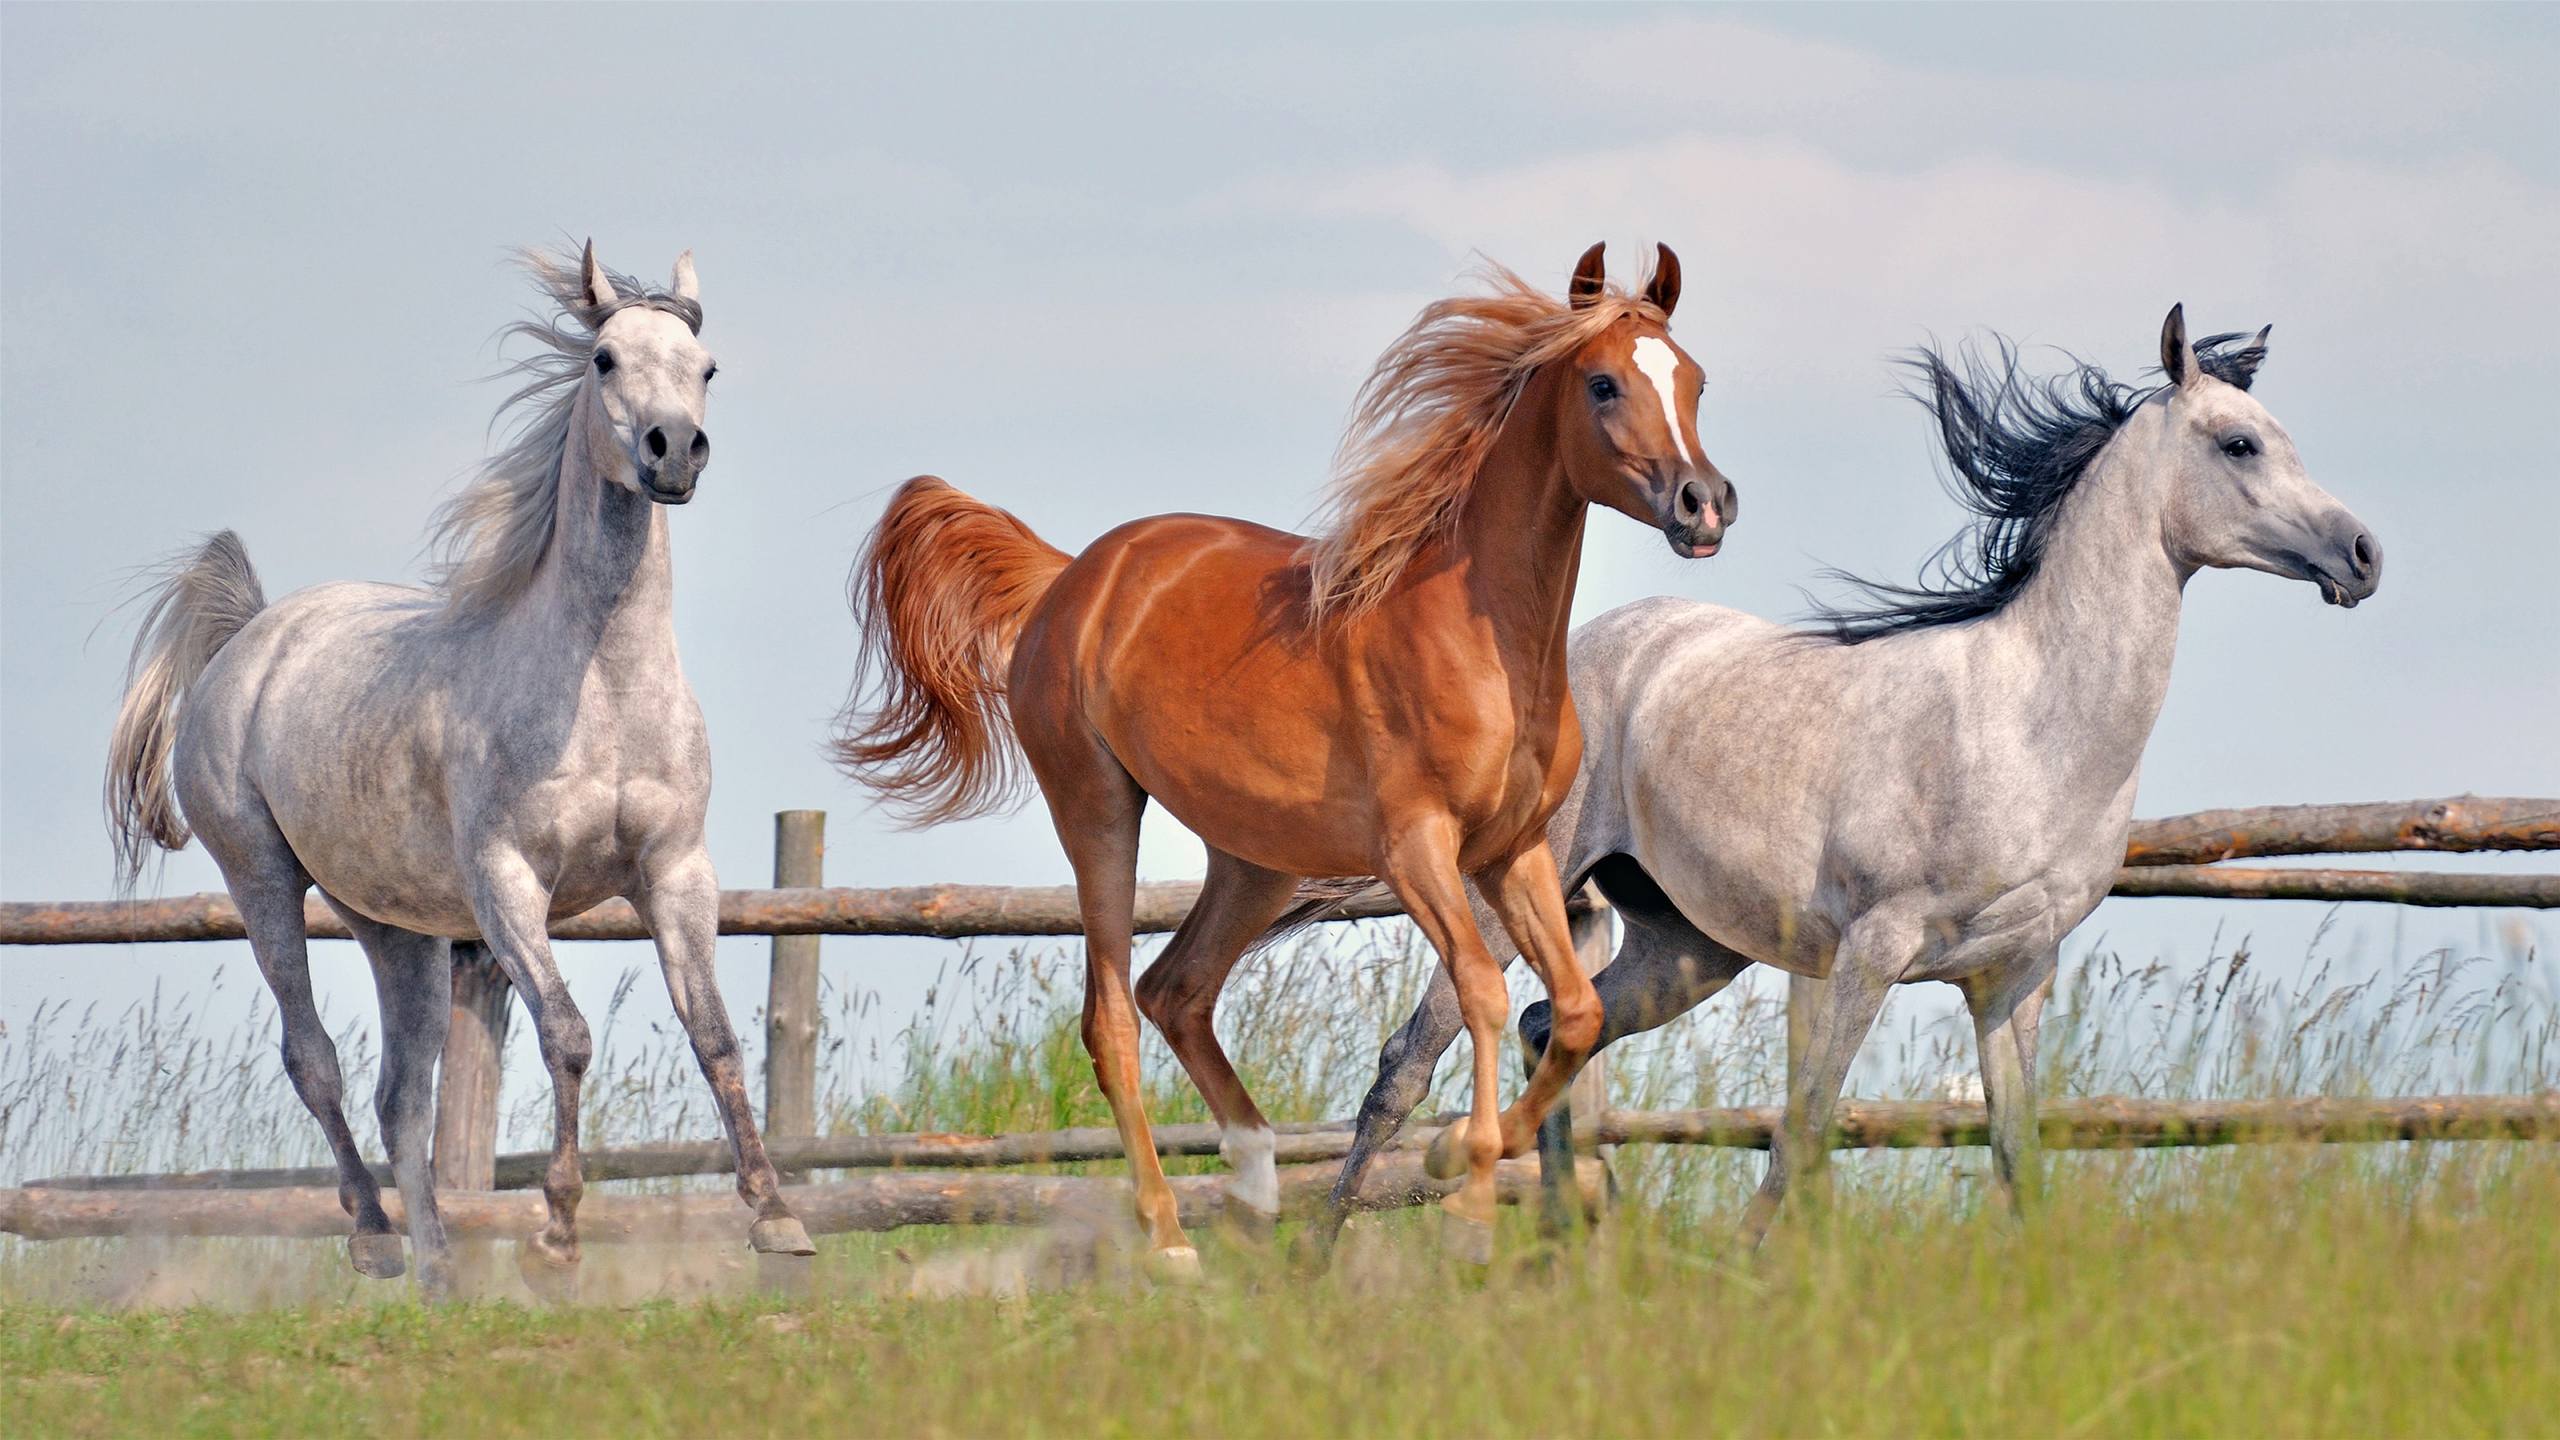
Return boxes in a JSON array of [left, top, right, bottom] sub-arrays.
[[1631, 336, 1703, 465], [1220, 1124, 1281, 1216]]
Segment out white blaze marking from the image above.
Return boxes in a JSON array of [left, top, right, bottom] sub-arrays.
[[1632, 336, 1703, 465], [1220, 1124, 1280, 1216]]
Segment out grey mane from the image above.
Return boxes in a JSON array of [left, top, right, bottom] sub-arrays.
[[426, 248, 702, 619], [1807, 331, 2268, 644]]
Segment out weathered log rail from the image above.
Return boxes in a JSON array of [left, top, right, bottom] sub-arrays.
[[0, 882, 1403, 946], [3, 797, 2554, 946], [0, 1153, 1588, 1243], [2110, 866, 2560, 907], [2121, 795, 2559, 866], [30, 1095, 2557, 1197]]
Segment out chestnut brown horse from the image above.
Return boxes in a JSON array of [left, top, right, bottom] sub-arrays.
[[831, 244, 1736, 1271]]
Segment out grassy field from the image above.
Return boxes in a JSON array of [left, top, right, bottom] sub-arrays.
[[4, 924, 2553, 1437]]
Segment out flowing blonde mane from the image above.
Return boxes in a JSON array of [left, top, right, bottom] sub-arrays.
[[1303, 261, 1665, 623], [426, 247, 701, 619]]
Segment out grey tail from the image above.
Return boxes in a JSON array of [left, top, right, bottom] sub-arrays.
[[1254, 876, 1397, 955], [104, 531, 267, 891]]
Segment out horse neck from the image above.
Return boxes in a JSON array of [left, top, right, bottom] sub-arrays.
[[1444, 386, 1586, 672], [1967, 415, 2187, 783], [515, 395, 677, 674]]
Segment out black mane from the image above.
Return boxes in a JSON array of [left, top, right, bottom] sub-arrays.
[[1808, 329, 2266, 644]]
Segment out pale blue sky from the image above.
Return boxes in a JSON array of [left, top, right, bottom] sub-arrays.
[[4, 5, 2553, 1136]]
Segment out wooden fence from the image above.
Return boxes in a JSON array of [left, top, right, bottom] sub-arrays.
[[1, 794, 2552, 1242], [7, 1095, 2555, 1241]]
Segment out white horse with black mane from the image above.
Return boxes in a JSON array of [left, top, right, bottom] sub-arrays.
[[1312, 306, 2382, 1247], [105, 243, 812, 1299]]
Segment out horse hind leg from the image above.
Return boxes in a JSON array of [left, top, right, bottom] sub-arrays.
[[1134, 849, 1301, 1239], [334, 906, 457, 1298], [212, 832, 402, 1279], [1031, 737, 1196, 1277], [1314, 960, 1467, 1262]]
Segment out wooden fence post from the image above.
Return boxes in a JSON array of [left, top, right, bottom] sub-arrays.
[[433, 941, 513, 1190], [764, 810, 826, 1145]]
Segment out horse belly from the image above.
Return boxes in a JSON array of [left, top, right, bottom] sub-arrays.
[[283, 805, 481, 939]]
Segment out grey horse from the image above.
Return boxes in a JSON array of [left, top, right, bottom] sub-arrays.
[[1316, 306, 2381, 1246], [104, 243, 813, 1299]]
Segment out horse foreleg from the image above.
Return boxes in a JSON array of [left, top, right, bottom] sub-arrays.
[[1381, 822, 1510, 1260], [634, 850, 812, 1258], [1461, 842, 1599, 1168], [1134, 850, 1300, 1236], [1964, 952, 2057, 1219], [466, 854, 591, 1298], [1739, 915, 1909, 1249]]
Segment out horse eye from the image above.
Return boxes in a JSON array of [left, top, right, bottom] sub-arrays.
[[594, 350, 617, 376], [2220, 435, 2256, 459], [1587, 375, 1620, 403], [704, 364, 718, 384]]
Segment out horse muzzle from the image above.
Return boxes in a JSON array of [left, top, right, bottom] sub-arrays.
[[637, 422, 709, 504], [1662, 471, 1736, 559], [2306, 523, 2381, 608], [639, 464, 699, 504]]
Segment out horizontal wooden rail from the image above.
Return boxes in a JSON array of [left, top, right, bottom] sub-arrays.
[[2111, 866, 2560, 907], [0, 1154, 1590, 1243], [0, 884, 1404, 947], [1593, 1093, 2560, 1151], [4, 866, 2553, 950], [5, 796, 2549, 946], [2121, 795, 2559, 867], [34, 1095, 2556, 1194]]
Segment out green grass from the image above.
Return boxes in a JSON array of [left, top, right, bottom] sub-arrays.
[[7, 1149, 2559, 1438], [3, 923, 2553, 1436]]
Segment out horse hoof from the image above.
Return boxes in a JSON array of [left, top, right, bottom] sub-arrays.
[[347, 1232, 406, 1280], [1439, 1210, 1495, 1268], [516, 1239, 581, 1302], [1423, 1119, 1472, 1181], [1287, 1222, 1340, 1275], [750, 1215, 818, 1257], [416, 1259, 459, 1305], [1216, 1199, 1278, 1248], [1144, 1245, 1203, 1285]]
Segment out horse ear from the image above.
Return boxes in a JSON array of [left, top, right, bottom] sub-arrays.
[[1645, 244, 1681, 318], [580, 240, 617, 314], [1569, 243, 1607, 310], [671, 250, 699, 303], [2159, 302, 2200, 389]]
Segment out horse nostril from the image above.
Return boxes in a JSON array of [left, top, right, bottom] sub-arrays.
[[689, 430, 709, 461], [1717, 479, 1739, 527], [1674, 478, 1706, 524], [646, 427, 668, 459], [2351, 532, 2375, 574]]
